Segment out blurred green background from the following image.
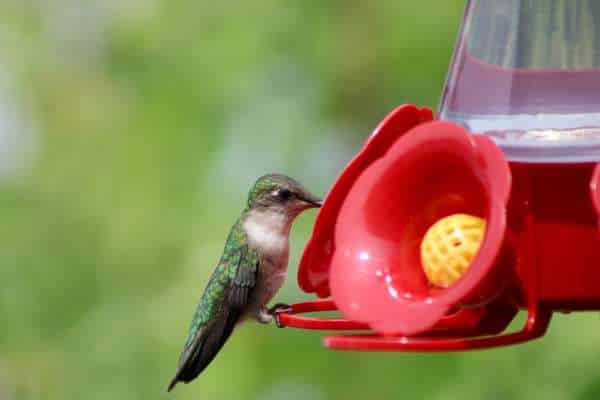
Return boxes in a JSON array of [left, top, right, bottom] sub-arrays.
[[0, 1, 598, 399]]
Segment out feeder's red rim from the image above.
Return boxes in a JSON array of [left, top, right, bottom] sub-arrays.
[[277, 299, 370, 331], [278, 299, 550, 351], [323, 307, 551, 352], [298, 104, 435, 297], [277, 299, 518, 334]]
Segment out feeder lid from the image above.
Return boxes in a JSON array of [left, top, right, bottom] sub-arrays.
[[439, 0, 600, 163]]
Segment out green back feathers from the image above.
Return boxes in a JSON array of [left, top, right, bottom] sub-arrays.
[[181, 219, 257, 349]]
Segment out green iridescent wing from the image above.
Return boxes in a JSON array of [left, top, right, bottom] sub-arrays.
[[168, 226, 259, 391]]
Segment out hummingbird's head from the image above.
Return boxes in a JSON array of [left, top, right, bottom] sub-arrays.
[[246, 173, 322, 217]]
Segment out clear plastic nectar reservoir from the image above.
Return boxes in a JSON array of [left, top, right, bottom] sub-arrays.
[[439, 0, 600, 163]]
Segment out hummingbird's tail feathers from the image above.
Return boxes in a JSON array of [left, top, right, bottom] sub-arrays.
[[167, 377, 178, 392], [167, 308, 241, 391]]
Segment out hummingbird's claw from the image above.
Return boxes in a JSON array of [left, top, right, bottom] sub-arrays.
[[268, 303, 293, 328]]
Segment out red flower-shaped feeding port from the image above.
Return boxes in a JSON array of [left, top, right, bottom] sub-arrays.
[[327, 119, 512, 336]]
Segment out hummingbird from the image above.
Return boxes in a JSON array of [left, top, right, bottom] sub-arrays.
[[167, 173, 322, 392]]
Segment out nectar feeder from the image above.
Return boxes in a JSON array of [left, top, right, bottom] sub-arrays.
[[278, 0, 600, 351]]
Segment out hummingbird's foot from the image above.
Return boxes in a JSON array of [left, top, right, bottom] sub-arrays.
[[267, 303, 293, 328], [256, 307, 274, 324]]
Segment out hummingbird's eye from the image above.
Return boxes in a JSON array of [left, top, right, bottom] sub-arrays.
[[274, 188, 292, 201]]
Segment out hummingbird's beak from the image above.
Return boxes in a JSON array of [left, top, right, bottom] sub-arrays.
[[312, 199, 323, 207], [299, 193, 322, 208]]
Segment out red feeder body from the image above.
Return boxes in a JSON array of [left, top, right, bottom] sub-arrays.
[[278, 0, 600, 351]]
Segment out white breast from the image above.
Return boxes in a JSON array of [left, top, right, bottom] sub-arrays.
[[243, 209, 291, 313], [243, 210, 289, 255]]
